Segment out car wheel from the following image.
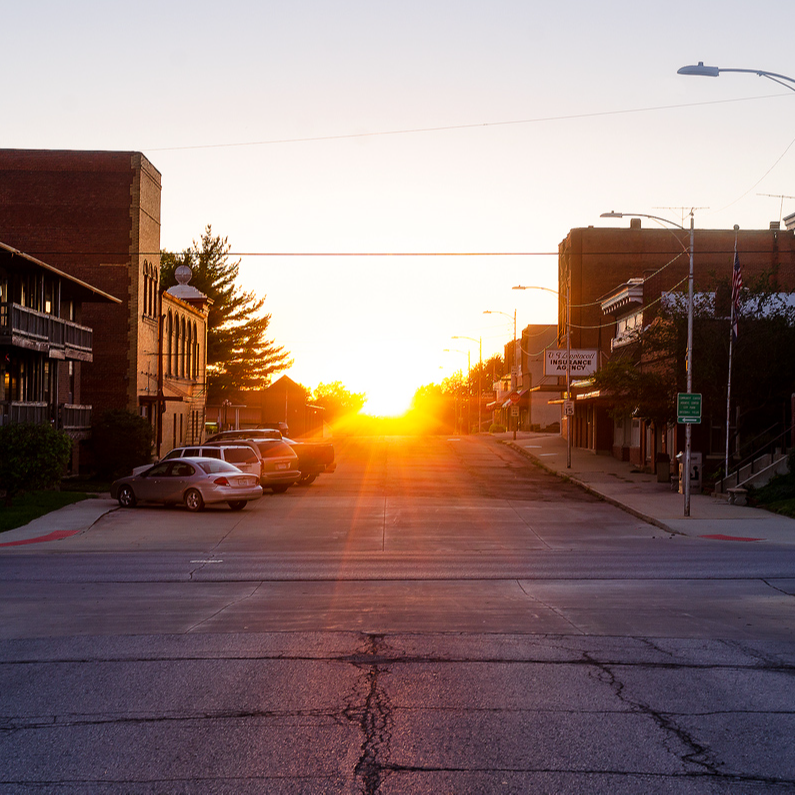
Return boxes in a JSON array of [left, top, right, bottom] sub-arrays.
[[227, 500, 247, 511], [118, 485, 137, 508], [184, 489, 205, 512], [271, 484, 290, 494], [297, 473, 317, 486]]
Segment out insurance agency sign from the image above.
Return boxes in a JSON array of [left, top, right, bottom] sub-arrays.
[[544, 349, 598, 377]]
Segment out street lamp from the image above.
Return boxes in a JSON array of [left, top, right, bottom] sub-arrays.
[[512, 284, 571, 468], [443, 347, 468, 434], [677, 62, 795, 92], [452, 335, 482, 433], [601, 210, 696, 517], [483, 309, 519, 439]]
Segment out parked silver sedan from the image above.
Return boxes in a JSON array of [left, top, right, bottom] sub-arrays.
[[111, 457, 263, 512]]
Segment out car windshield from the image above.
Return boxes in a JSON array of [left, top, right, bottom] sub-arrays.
[[195, 459, 240, 474]]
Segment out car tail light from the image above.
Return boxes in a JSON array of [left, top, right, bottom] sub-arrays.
[[213, 477, 230, 486]]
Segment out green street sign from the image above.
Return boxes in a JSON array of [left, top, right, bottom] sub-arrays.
[[677, 392, 702, 424]]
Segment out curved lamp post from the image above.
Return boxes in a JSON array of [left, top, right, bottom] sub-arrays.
[[677, 62, 795, 93], [512, 284, 571, 468], [601, 210, 696, 517]]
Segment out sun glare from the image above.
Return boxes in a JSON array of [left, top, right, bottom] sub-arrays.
[[362, 387, 413, 418]]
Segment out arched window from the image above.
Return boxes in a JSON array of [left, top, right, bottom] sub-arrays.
[[193, 322, 199, 378], [180, 316, 186, 377], [166, 312, 173, 376], [186, 323, 192, 380]]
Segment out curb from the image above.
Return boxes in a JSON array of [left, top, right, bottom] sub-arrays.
[[501, 440, 679, 536]]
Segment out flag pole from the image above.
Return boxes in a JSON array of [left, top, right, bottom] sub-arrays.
[[725, 225, 741, 481]]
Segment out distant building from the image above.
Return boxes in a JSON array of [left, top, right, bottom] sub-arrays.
[[0, 241, 119, 470], [491, 325, 561, 431], [206, 376, 326, 438]]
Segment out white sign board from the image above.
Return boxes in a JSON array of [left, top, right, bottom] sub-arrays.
[[564, 400, 575, 416], [545, 349, 598, 377]]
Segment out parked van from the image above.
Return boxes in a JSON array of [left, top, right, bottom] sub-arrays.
[[162, 444, 262, 481]]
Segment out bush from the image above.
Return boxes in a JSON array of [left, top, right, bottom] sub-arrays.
[[489, 423, 507, 433], [91, 409, 153, 480], [0, 423, 73, 500]]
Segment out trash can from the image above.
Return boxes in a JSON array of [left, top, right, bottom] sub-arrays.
[[655, 453, 670, 483]]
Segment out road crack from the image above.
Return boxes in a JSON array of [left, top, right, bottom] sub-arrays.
[[345, 634, 393, 794]]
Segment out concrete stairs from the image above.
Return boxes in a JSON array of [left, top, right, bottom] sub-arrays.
[[713, 450, 790, 500]]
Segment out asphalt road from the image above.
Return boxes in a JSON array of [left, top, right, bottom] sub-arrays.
[[1, 435, 794, 793]]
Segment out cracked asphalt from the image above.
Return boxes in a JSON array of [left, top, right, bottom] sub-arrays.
[[1, 435, 794, 792]]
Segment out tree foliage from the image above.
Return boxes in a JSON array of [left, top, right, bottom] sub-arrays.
[[596, 268, 795, 438], [161, 226, 292, 400], [0, 423, 72, 500], [310, 382, 366, 421]]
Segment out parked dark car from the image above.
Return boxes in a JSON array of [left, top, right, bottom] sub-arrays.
[[111, 457, 262, 512], [206, 429, 336, 485]]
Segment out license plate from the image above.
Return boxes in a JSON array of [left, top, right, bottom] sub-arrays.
[[276, 463, 289, 470]]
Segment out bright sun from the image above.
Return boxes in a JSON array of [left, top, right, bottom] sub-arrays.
[[361, 385, 414, 418]]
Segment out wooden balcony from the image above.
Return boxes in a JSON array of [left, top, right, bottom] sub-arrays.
[[0, 402, 92, 438], [0, 302, 93, 361]]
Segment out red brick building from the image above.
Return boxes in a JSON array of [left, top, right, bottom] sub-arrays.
[[558, 219, 795, 464], [0, 149, 209, 461]]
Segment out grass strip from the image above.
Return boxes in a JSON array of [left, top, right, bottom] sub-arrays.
[[0, 491, 90, 534]]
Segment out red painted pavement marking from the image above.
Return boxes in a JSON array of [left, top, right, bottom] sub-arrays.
[[0, 530, 80, 547], [700, 534, 763, 542]]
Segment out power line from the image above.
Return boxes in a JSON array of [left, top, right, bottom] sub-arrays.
[[145, 93, 791, 153]]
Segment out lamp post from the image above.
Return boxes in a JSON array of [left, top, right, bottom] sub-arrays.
[[512, 284, 571, 467], [601, 210, 696, 517], [677, 62, 795, 92], [484, 309, 518, 438], [444, 348, 468, 434], [452, 335, 482, 433]]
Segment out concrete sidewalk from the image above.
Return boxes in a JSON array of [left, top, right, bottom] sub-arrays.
[[501, 431, 795, 545], [0, 496, 117, 548]]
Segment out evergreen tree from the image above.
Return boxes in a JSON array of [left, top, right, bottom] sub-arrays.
[[161, 226, 292, 400]]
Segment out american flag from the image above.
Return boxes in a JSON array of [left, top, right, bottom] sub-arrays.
[[731, 249, 742, 341]]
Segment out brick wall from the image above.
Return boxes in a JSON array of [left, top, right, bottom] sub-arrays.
[[0, 149, 162, 415]]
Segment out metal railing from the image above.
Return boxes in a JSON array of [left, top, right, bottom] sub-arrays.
[[0, 402, 92, 431], [719, 422, 793, 491], [0, 402, 48, 426], [61, 404, 92, 431], [0, 303, 92, 354]]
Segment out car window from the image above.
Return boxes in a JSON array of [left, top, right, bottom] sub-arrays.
[[184, 448, 203, 457], [146, 462, 172, 477], [171, 462, 195, 477], [162, 450, 180, 460], [197, 448, 222, 459], [256, 441, 295, 458], [196, 459, 239, 474], [224, 448, 258, 464]]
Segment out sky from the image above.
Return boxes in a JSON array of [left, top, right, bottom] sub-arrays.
[[4, 1, 795, 415]]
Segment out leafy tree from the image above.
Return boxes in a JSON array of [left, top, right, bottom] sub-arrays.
[[310, 382, 366, 421], [0, 423, 72, 502], [161, 226, 292, 401], [410, 383, 455, 433], [91, 409, 154, 480], [592, 355, 677, 426], [597, 268, 795, 441]]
